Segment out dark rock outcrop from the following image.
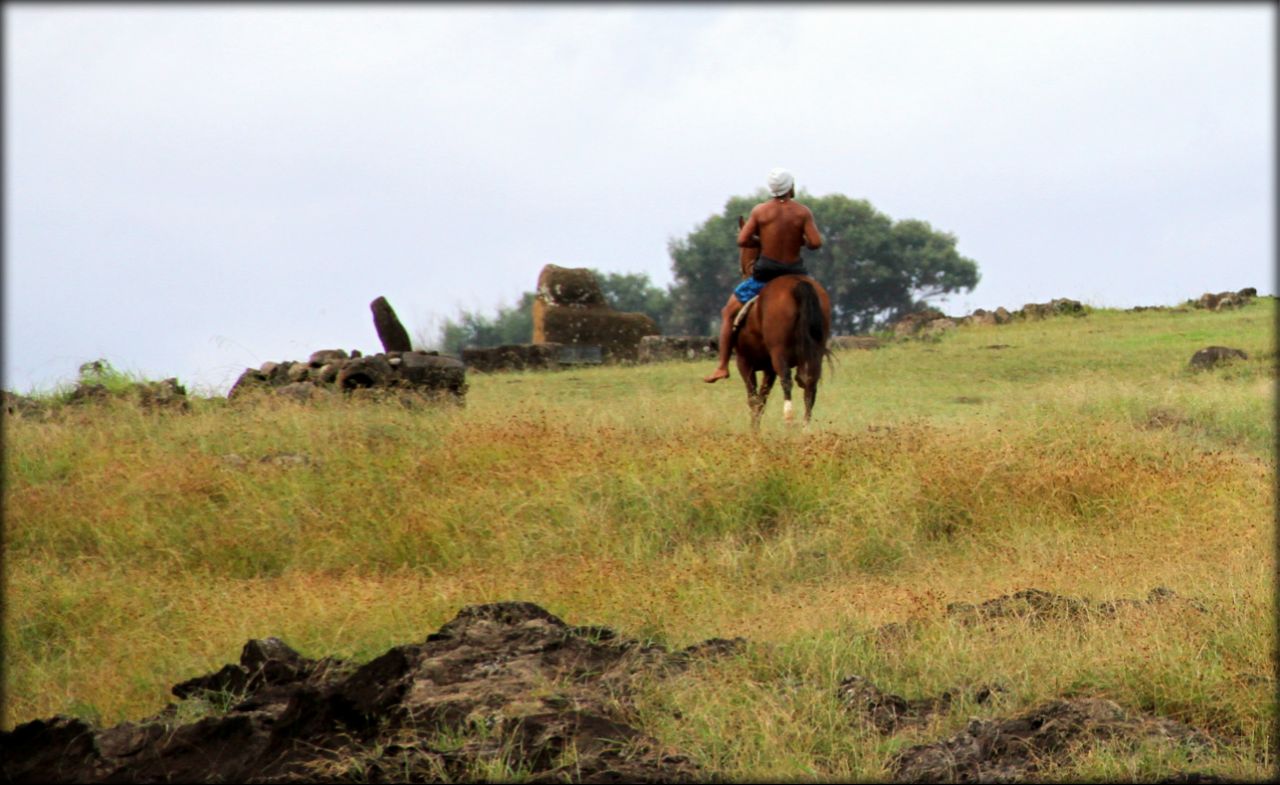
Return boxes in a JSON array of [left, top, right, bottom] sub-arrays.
[[890, 697, 1215, 783], [1192, 289, 1256, 311], [1189, 346, 1249, 371], [0, 602, 743, 784]]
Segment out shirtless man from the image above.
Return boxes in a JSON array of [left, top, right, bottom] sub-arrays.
[[703, 168, 823, 383]]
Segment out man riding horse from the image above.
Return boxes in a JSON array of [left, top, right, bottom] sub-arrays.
[[703, 168, 824, 383]]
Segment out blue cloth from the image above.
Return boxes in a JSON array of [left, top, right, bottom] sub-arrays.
[[734, 277, 765, 303]]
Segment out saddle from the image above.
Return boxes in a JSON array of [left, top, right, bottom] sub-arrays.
[[732, 295, 759, 332]]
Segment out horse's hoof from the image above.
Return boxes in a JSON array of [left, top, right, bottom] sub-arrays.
[[783, 400, 794, 422]]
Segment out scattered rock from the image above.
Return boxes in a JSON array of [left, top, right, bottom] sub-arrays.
[[1189, 346, 1248, 371], [4, 391, 47, 419], [890, 697, 1216, 783], [838, 675, 1005, 734], [892, 308, 949, 337], [1192, 289, 1256, 311], [945, 587, 1205, 627], [1020, 298, 1086, 319], [1145, 406, 1191, 430]]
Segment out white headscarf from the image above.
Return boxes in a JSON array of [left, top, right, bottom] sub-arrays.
[[767, 167, 795, 197]]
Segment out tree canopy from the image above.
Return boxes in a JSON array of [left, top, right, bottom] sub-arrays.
[[434, 191, 978, 350], [666, 190, 979, 335]]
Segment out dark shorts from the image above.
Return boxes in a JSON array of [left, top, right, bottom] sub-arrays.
[[733, 256, 808, 303], [751, 255, 808, 282]]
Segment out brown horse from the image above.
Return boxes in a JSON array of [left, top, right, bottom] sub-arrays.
[[733, 218, 833, 429]]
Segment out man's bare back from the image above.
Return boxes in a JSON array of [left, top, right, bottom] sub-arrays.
[[738, 197, 823, 263], [703, 170, 824, 383]]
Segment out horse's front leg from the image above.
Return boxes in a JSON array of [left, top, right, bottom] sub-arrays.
[[739, 359, 763, 430]]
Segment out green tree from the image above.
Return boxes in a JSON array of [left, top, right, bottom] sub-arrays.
[[437, 292, 537, 355], [666, 190, 980, 335], [591, 270, 672, 331]]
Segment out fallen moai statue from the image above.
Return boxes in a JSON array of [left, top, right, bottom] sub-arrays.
[[228, 349, 466, 405]]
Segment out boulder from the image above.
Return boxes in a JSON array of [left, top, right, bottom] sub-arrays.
[[1193, 289, 1256, 310], [892, 308, 948, 337], [335, 355, 394, 390], [308, 349, 348, 367], [1189, 346, 1248, 370], [1020, 298, 1085, 319]]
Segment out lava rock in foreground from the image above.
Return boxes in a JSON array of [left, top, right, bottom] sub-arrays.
[[1, 602, 743, 784]]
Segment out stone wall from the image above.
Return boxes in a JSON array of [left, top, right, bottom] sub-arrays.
[[462, 343, 564, 373], [228, 349, 466, 404]]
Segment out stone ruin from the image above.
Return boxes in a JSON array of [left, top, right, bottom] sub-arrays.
[[227, 297, 466, 404], [531, 264, 659, 362], [228, 349, 466, 405], [891, 287, 1265, 342], [1190, 287, 1257, 311], [460, 343, 564, 373], [893, 298, 1088, 339]]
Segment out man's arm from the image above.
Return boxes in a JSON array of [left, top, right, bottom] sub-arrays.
[[802, 209, 823, 251], [738, 210, 761, 248]]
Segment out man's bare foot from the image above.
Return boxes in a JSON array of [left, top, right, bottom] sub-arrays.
[[703, 368, 730, 383]]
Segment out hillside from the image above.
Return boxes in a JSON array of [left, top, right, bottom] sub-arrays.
[[3, 299, 1274, 781]]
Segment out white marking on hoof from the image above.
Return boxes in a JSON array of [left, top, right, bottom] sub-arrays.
[[783, 400, 794, 422]]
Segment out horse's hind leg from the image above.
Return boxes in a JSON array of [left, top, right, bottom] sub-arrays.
[[803, 378, 817, 424], [757, 368, 777, 429], [776, 364, 795, 424], [739, 359, 764, 430]]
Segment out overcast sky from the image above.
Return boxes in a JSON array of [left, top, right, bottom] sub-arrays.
[[5, 4, 1274, 395]]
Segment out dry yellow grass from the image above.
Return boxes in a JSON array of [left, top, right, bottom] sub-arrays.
[[3, 301, 1275, 779]]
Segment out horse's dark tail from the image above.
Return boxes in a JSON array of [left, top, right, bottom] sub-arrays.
[[793, 279, 833, 384]]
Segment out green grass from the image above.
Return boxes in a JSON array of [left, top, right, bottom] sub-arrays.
[[4, 299, 1274, 780]]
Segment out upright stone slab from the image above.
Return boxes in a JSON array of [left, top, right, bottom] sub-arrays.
[[371, 296, 413, 353]]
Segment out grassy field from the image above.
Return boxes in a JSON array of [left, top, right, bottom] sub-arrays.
[[4, 300, 1275, 780]]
